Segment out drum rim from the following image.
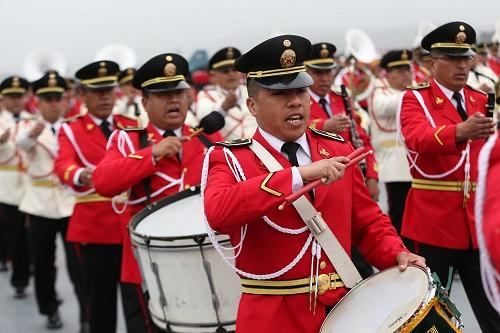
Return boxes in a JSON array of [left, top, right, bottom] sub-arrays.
[[129, 186, 208, 241], [321, 264, 430, 331], [150, 309, 236, 328]]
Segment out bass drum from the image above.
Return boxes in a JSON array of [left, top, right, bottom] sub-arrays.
[[130, 187, 240, 332], [320, 266, 462, 333]]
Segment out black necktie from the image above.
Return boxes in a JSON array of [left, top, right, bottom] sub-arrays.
[[163, 130, 181, 162], [50, 126, 56, 136], [452, 92, 468, 121], [281, 142, 315, 201], [318, 97, 330, 117], [163, 130, 176, 138], [281, 142, 300, 167], [99, 119, 112, 138]]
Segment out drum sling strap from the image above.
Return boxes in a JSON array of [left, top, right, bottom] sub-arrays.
[[248, 140, 362, 288], [139, 130, 153, 205]]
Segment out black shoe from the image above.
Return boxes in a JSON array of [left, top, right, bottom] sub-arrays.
[[14, 287, 26, 299], [79, 321, 90, 333], [46, 312, 63, 329]]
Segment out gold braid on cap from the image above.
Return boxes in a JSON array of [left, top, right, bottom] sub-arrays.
[[212, 59, 236, 70], [431, 42, 471, 49], [140, 75, 186, 88], [247, 65, 306, 79], [387, 60, 411, 68], [36, 87, 65, 95], [303, 58, 335, 66], [80, 76, 118, 85]]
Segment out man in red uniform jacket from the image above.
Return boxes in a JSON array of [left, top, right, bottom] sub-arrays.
[[399, 22, 500, 331], [476, 133, 500, 314], [304, 43, 379, 201], [92, 53, 223, 333], [54, 60, 138, 333], [203, 34, 424, 333]]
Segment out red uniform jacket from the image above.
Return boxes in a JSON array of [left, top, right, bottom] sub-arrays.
[[488, 57, 500, 76], [204, 128, 406, 333], [93, 123, 222, 283], [54, 113, 138, 244], [482, 135, 500, 268], [400, 80, 488, 249], [309, 91, 378, 179]]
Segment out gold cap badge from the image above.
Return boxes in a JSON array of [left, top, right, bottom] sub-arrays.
[[280, 49, 296, 68], [227, 47, 234, 59], [283, 39, 291, 47], [12, 77, 20, 87], [455, 32, 466, 44], [48, 73, 57, 87], [98, 62, 107, 77], [164, 62, 177, 77]]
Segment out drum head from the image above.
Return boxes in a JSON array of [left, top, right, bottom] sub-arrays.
[[131, 187, 206, 239], [321, 266, 430, 333]]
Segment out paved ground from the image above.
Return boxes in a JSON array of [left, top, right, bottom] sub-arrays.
[[0, 185, 484, 332]]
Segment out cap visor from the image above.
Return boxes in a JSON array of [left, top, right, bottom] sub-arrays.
[[143, 80, 191, 93], [306, 63, 336, 70], [251, 72, 313, 90]]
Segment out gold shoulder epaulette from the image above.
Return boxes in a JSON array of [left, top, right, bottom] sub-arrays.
[[331, 87, 342, 96], [466, 84, 487, 96], [119, 124, 145, 131], [62, 113, 82, 122], [309, 127, 345, 142], [216, 138, 252, 147], [407, 82, 430, 90]]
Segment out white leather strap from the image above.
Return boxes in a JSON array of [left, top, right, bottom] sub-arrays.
[[249, 140, 362, 287]]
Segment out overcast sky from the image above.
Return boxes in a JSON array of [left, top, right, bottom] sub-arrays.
[[0, 0, 498, 78]]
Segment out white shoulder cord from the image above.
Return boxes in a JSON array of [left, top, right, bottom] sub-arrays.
[[201, 146, 313, 279], [396, 90, 471, 199], [475, 133, 500, 313], [61, 123, 95, 169]]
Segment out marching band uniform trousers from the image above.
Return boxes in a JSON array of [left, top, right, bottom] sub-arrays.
[[0, 203, 29, 289]]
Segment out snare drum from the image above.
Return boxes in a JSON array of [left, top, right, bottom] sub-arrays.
[[320, 266, 462, 333], [130, 187, 241, 332]]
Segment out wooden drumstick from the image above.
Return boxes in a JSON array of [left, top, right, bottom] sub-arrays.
[[278, 148, 373, 210], [187, 128, 204, 139]]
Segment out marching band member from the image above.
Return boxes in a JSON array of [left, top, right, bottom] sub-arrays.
[[203, 34, 424, 333], [369, 50, 413, 236], [54, 61, 138, 333], [16, 71, 87, 330], [196, 47, 257, 140], [304, 42, 379, 202], [0, 76, 31, 299], [398, 21, 500, 331], [92, 53, 223, 333], [476, 133, 500, 314]]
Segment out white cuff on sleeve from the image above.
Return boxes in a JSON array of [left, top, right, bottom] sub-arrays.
[[291, 166, 304, 193], [73, 168, 85, 187]]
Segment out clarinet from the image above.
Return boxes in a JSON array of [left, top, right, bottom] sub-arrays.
[[340, 84, 367, 175], [486, 92, 498, 130]]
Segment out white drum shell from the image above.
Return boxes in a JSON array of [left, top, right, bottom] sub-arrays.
[[130, 190, 241, 332], [320, 266, 434, 333]]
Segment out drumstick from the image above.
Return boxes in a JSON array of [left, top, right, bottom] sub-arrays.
[[187, 128, 204, 139], [278, 148, 373, 210]]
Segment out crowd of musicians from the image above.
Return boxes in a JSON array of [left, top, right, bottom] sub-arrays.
[[0, 20, 499, 333]]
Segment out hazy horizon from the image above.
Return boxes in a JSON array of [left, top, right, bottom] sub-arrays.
[[1, 0, 498, 78]]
